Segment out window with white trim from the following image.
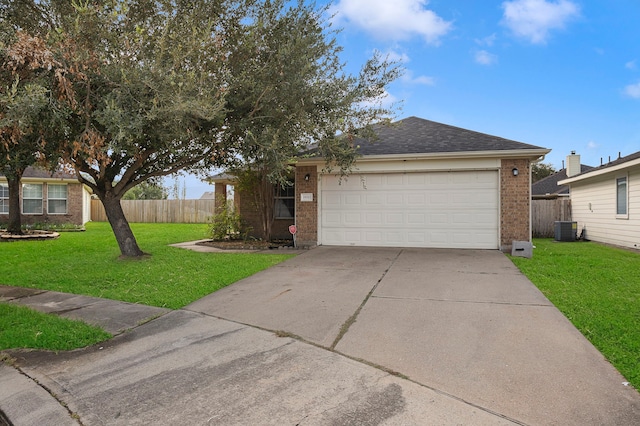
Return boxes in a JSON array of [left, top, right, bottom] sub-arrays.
[[0, 184, 8, 214], [22, 183, 43, 214], [48, 184, 68, 214], [274, 185, 295, 219], [616, 176, 628, 217]]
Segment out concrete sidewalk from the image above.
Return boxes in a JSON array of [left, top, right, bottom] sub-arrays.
[[0, 285, 169, 335], [2, 247, 640, 425]]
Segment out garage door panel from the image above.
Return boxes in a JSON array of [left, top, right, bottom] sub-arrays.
[[407, 193, 427, 205], [386, 193, 404, 205], [407, 213, 426, 225], [365, 193, 384, 205], [344, 212, 362, 225], [364, 212, 382, 225], [387, 213, 404, 224], [408, 174, 427, 185], [430, 214, 449, 224], [321, 171, 498, 249]]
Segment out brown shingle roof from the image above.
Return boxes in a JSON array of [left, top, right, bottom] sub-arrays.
[[353, 116, 547, 156]]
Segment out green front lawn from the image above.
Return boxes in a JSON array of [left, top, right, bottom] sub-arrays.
[[0, 304, 111, 351], [510, 239, 640, 390], [0, 222, 293, 309], [0, 222, 294, 351]]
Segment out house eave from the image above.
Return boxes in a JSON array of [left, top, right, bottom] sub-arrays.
[[559, 157, 640, 185], [296, 148, 550, 165], [0, 176, 79, 184]]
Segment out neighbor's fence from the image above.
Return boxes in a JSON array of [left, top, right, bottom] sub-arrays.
[[90, 199, 216, 223], [532, 198, 572, 238]]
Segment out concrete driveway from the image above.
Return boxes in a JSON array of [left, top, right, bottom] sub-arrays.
[[3, 247, 640, 425]]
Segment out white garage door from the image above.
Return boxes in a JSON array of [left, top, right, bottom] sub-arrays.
[[320, 171, 499, 249]]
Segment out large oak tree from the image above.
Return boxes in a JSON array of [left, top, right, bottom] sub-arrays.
[[223, 0, 402, 240], [4, 0, 401, 256]]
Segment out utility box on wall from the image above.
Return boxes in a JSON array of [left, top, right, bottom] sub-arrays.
[[554, 221, 577, 242]]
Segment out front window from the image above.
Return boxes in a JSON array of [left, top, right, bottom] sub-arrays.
[[22, 183, 43, 214], [616, 176, 628, 216], [274, 185, 295, 219], [0, 184, 8, 214], [48, 184, 68, 214]]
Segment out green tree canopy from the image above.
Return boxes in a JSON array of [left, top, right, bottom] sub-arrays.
[[223, 0, 402, 239], [3, 0, 402, 255], [122, 178, 168, 200], [0, 32, 69, 234], [532, 162, 557, 182]]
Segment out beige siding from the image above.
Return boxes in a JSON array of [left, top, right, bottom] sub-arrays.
[[570, 166, 640, 249]]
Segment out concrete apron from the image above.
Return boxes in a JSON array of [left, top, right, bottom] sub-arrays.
[[187, 246, 640, 425]]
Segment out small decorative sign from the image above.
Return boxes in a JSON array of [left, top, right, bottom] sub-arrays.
[[301, 193, 313, 202], [289, 225, 297, 235]]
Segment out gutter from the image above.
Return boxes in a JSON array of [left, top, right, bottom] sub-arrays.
[[296, 148, 551, 165], [559, 157, 640, 185]]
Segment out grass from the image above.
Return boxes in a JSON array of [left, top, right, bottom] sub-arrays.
[[0, 304, 111, 351], [0, 222, 294, 309], [510, 239, 640, 389], [0, 222, 294, 351]]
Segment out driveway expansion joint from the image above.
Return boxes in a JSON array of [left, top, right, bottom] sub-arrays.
[[10, 364, 83, 425], [329, 249, 404, 350]]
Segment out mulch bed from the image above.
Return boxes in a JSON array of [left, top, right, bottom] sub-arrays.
[[0, 229, 60, 241], [196, 239, 294, 250]]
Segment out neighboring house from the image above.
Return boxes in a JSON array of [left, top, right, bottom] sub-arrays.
[[559, 150, 640, 249], [532, 152, 594, 199], [200, 191, 215, 200], [0, 166, 91, 227], [212, 116, 551, 251]]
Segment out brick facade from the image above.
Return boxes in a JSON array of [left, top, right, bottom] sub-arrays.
[[231, 160, 533, 250], [234, 183, 293, 241], [0, 182, 84, 227], [294, 165, 318, 247], [500, 159, 531, 251]]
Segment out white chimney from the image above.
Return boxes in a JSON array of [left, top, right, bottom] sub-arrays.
[[566, 151, 580, 177]]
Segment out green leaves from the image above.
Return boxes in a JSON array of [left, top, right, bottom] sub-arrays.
[[224, 0, 402, 184]]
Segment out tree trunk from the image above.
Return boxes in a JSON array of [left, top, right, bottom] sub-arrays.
[[100, 194, 145, 257], [258, 175, 274, 241], [6, 174, 23, 235]]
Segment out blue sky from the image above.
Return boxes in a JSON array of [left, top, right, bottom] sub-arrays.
[[178, 0, 640, 198]]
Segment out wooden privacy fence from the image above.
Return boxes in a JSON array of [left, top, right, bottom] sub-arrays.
[[532, 198, 572, 238], [91, 199, 216, 223]]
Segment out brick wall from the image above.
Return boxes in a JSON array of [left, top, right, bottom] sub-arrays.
[[295, 165, 318, 247], [214, 182, 227, 214], [500, 159, 531, 251], [235, 186, 263, 239], [0, 182, 84, 227], [235, 183, 293, 241]]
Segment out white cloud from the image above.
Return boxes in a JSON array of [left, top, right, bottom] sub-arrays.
[[626, 60, 637, 70], [399, 68, 436, 85], [382, 49, 411, 64], [359, 90, 399, 110], [501, 0, 580, 44], [412, 75, 436, 85], [332, 0, 452, 44], [475, 50, 498, 65], [475, 34, 497, 47], [624, 82, 640, 99], [587, 141, 598, 150]]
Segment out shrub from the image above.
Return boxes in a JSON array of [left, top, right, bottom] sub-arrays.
[[207, 198, 251, 241]]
